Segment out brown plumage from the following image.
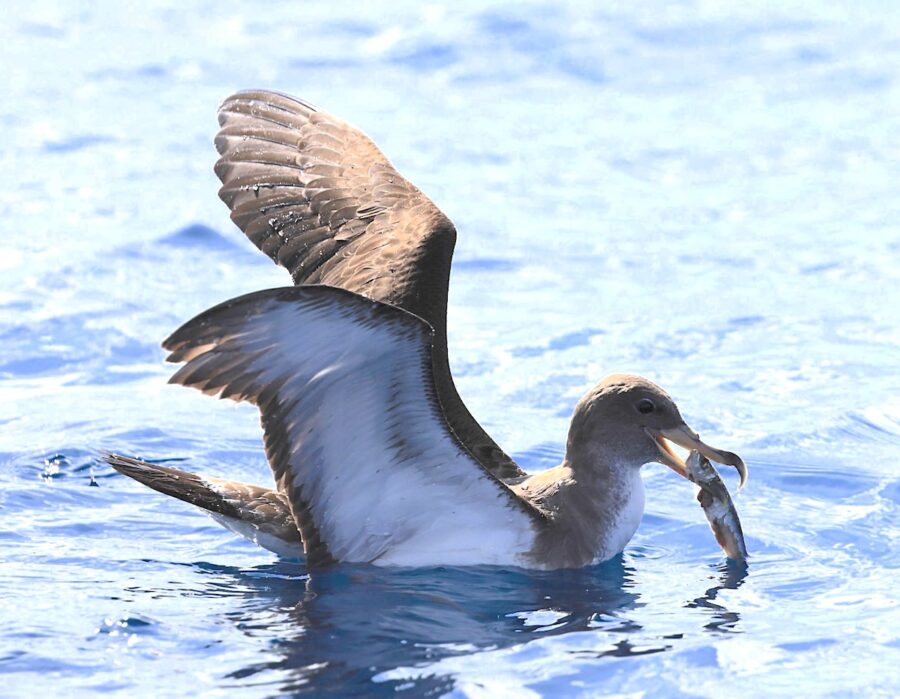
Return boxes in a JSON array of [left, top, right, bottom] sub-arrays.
[[107, 91, 749, 569], [103, 453, 302, 558], [215, 90, 519, 479]]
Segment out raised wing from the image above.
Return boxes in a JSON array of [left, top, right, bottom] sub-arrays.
[[164, 286, 542, 567], [214, 90, 525, 481], [214, 90, 454, 330]]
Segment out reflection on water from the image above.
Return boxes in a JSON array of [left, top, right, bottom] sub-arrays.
[[180, 558, 746, 694], [687, 562, 748, 634]]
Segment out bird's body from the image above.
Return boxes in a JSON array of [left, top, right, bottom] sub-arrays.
[[106, 90, 747, 570]]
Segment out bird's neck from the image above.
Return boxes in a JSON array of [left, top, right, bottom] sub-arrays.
[[519, 453, 645, 568]]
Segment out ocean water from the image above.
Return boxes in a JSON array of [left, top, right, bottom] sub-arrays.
[[2, 1, 899, 696]]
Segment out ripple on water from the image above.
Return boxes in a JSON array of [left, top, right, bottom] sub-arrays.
[[4, 2, 900, 697], [94, 614, 157, 636]]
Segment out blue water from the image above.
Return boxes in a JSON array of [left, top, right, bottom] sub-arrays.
[[3, 2, 899, 696]]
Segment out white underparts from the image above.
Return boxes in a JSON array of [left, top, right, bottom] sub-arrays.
[[208, 511, 305, 560], [594, 466, 645, 562]]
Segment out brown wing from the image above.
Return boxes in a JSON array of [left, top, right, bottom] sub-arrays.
[[102, 452, 309, 560], [214, 90, 524, 481], [214, 90, 454, 332]]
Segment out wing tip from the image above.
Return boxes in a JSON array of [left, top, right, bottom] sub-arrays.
[[218, 89, 319, 122], [100, 451, 156, 480]]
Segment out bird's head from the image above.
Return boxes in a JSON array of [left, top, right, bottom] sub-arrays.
[[566, 373, 747, 487]]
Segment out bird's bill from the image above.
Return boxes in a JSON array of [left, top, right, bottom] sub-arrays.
[[647, 424, 748, 488]]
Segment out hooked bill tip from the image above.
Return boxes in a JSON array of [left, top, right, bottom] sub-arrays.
[[721, 451, 748, 490]]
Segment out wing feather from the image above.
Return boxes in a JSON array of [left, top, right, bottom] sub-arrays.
[[164, 286, 542, 566], [214, 89, 527, 483]]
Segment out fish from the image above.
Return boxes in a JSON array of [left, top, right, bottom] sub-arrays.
[[685, 450, 749, 564]]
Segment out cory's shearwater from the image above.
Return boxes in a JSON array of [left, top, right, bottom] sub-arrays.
[[104, 91, 747, 569]]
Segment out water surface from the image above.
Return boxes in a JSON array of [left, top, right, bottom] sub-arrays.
[[2, 2, 899, 696]]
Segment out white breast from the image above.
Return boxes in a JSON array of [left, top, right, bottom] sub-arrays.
[[594, 467, 645, 563]]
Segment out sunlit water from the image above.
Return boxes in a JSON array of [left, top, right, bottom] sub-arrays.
[[2, 2, 899, 696]]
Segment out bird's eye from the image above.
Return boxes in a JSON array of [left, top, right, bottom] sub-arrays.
[[636, 399, 655, 415]]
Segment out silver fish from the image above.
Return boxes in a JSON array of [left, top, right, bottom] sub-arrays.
[[685, 450, 748, 564]]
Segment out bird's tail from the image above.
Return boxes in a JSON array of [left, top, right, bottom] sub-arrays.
[[101, 452, 303, 559]]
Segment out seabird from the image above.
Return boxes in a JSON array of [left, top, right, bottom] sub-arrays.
[[105, 90, 747, 569]]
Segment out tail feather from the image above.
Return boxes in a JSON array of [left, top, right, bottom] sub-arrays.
[[102, 452, 303, 559]]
